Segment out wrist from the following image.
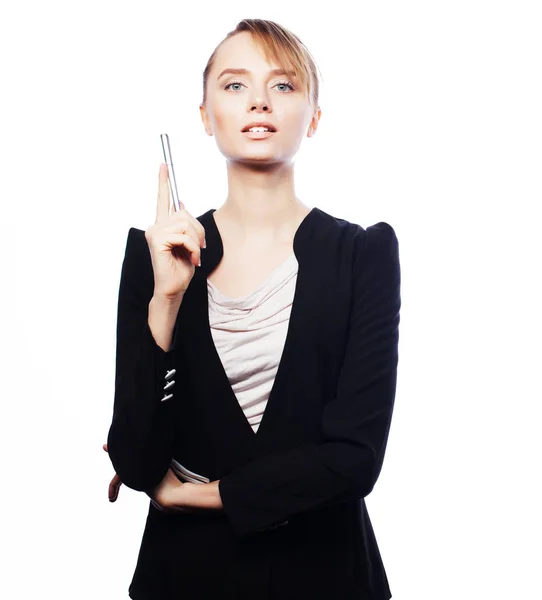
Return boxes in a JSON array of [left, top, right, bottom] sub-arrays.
[[181, 481, 223, 511], [150, 293, 184, 309]]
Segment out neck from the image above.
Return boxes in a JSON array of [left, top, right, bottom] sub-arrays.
[[216, 160, 310, 244]]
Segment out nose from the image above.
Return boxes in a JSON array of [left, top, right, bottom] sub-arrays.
[[250, 94, 270, 112]]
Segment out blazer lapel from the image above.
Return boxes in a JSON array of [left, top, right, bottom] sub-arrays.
[[175, 208, 324, 455]]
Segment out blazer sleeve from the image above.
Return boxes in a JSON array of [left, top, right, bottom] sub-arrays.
[[218, 222, 401, 537], [106, 228, 178, 493]]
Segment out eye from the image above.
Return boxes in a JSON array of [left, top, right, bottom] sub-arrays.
[[224, 80, 295, 92], [274, 81, 295, 92], [224, 81, 244, 92]]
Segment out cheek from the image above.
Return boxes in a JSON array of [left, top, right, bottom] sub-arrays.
[[275, 103, 310, 133], [211, 99, 240, 132], [213, 110, 229, 131], [280, 115, 308, 139]]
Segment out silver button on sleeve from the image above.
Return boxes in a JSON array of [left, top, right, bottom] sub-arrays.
[[165, 369, 176, 380]]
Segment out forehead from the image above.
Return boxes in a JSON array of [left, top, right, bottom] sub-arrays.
[[213, 31, 286, 73]]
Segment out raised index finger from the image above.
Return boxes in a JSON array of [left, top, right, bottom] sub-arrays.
[[155, 163, 170, 222]]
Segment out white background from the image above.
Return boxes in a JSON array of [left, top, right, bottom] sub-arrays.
[[3, 1, 541, 598]]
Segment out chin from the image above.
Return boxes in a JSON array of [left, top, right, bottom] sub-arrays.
[[223, 151, 284, 165], [237, 157, 286, 170]]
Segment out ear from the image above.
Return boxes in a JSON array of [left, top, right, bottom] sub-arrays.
[[307, 107, 322, 138], [199, 104, 213, 136]]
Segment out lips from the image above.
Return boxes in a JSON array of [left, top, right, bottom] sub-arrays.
[[242, 130, 276, 139], [241, 121, 277, 132]]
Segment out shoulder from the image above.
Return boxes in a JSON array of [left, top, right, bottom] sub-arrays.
[[313, 208, 399, 266], [119, 228, 153, 290], [121, 227, 152, 264], [361, 222, 400, 268], [125, 226, 147, 249]]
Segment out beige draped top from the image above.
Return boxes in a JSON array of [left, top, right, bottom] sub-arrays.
[[207, 252, 299, 433]]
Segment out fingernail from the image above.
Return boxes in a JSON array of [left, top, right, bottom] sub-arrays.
[[198, 259, 202, 267], [203, 238, 207, 249]]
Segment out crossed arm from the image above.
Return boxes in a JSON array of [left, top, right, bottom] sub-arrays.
[[102, 443, 223, 512], [105, 223, 400, 536]]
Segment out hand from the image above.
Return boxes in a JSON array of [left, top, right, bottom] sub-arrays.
[[103, 443, 193, 512], [103, 443, 122, 502], [145, 164, 206, 301], [148, 468, 196, 514]]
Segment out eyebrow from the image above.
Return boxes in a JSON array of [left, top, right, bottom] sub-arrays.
[[217, 68, 297, 80]]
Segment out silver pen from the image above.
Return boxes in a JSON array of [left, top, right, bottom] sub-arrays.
[[160, 133, 183, 212]]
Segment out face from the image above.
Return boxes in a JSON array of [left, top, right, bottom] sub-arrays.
[[200, 31, 321, 166]]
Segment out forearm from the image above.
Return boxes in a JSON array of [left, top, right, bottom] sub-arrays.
[[108, 298, 182, 492], [148, 294, 184, 352], [180, 481, 224, 511]]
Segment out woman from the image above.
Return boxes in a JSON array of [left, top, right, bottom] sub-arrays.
[[106, 18, 401, 600]]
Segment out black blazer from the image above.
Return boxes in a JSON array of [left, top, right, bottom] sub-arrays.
[[107, 206, 401, 600]]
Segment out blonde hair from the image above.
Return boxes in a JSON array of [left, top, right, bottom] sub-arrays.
[[201, 19, 322, 109]]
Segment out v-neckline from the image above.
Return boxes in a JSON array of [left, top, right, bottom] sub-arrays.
[[202, 207, 317, 440], [207, 251, 296, 305]]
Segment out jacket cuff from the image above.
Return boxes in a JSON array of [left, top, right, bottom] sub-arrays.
[[141, 319, 179, 405]]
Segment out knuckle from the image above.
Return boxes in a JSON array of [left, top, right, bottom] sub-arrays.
[[174, 211, 188, 224]]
